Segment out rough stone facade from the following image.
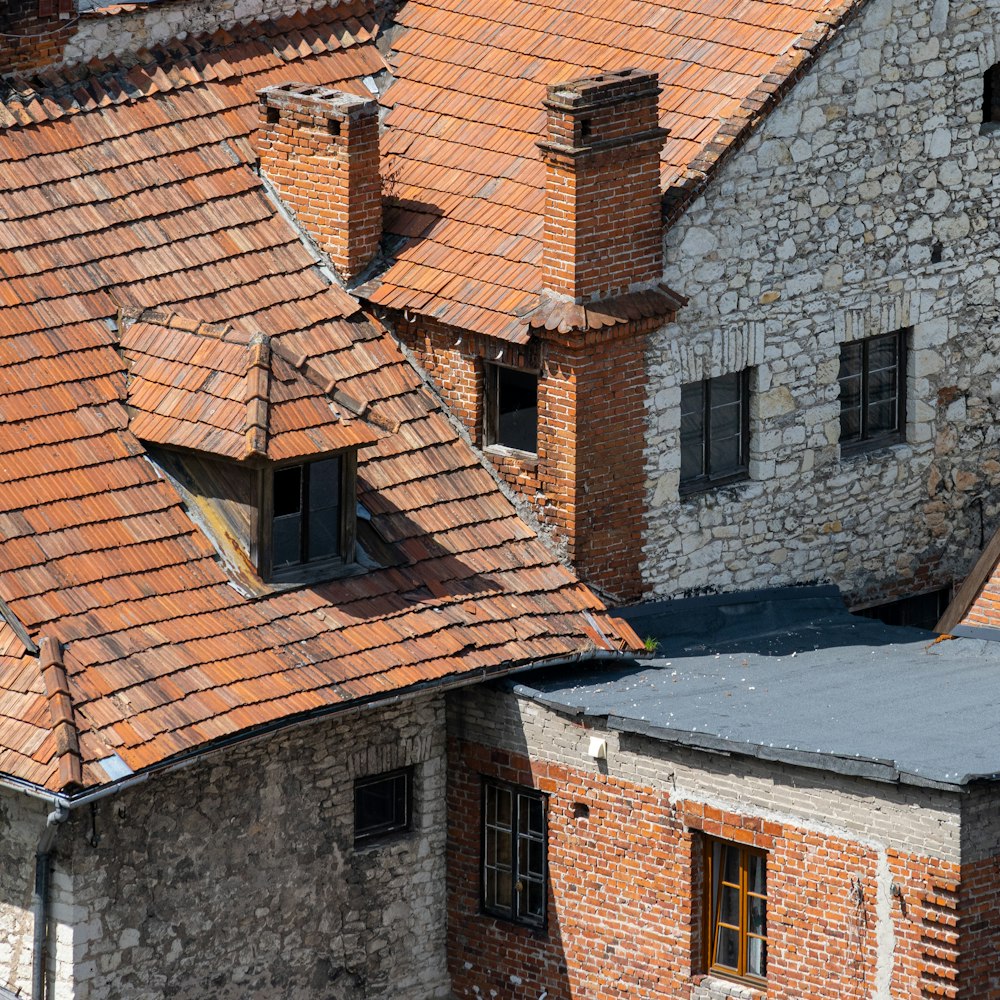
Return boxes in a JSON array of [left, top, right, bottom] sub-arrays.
[[0, 695, 450, 1000], [447, 685, 984, 1000], [644, 0, 1000, 605]]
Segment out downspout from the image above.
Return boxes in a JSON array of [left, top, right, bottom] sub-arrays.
[[31, 800, 68, 1000]]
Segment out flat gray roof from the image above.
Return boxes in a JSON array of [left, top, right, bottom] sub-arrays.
[[513, 587, 1000, 790]]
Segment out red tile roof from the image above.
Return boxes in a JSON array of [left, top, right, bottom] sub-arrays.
[[364, 0, 862, 340], [0, 3, 641, 793], [119, 310, 378, 461]]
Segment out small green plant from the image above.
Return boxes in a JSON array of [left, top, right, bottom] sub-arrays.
[[643, 635, 660, 654]]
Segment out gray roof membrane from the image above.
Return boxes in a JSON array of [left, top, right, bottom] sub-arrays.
[[512, 586, 1000, 789]]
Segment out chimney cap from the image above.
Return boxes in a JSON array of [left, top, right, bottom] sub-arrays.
[[544, 68, 660, 112], [258, 82, 375, 120]]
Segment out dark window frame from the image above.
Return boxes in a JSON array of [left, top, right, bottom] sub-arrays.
[[481, 778, 547, 928], [703, 837, 767, 986], [354, 768, 413, 843], [680, 370, 751, 495], [838, 329, 907, 457], [985, 63, 1000, 126], [258, 451, 357, 583], [483, 363, 539, 457]]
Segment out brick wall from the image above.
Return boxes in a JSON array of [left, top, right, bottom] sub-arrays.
[[397, 313, 656, 601], [447, 686, 967, 1000], [258, 83, 382, 283], [0, 0, 75, 77]]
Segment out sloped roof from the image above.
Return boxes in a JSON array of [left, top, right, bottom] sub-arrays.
[[0, 3, 640, 793], [365, 0, 862, 341], [119, 310, 377, 461]]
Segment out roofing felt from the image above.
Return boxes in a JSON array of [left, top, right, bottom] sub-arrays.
[[366, 0, 862, 340], [0, 2, 640, 794], [513, 587, 1000, 790]]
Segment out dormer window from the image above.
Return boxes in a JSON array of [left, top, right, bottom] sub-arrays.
[[272, 456, 344, 572]]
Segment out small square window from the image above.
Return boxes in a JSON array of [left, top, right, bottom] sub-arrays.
[[354, 769, 411, 843], [704, 838, 767, 984], [838, 330, 906, 455], [482, 780, 546, 927], [484, 364, 538, 455], [680, 370, 750, 494]]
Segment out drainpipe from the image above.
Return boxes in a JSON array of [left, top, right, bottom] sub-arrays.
[[31, 800, 69, 1000]]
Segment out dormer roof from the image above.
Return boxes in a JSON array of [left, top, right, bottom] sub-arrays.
[[119, 310, 377, 462]]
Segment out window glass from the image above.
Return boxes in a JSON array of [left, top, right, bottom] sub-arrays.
[[354, 769, 411, 842], [680, 371, 749, 493], [482, 780, 546, 926], [706, 838, 767, 983], [838, 330, 906, 453], [272, 465, 303, 568], [270, 458, 342, 575]]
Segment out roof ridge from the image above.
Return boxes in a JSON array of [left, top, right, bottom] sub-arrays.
[[244, 332, 271, 460], [38, 636, 83, 791], [0, 0, 378, 131]]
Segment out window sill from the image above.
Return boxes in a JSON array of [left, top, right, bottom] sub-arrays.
[[266, 558, 366, 589], [692, 974, 766, 999], [484, 444, 538, 467], [839, 437, 908, 463], [679, 472, 750, 499], [980, 121, 1000, 135]]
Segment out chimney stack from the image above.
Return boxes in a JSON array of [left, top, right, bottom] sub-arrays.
[[258, 83, 382, 283], [0, 0, 76, 77], [537, 69, 667, 303]]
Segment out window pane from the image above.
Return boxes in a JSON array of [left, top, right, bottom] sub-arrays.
[[715, 926, 739, 970], [711, 372, 742, 407], [272, 513, 301, 567], [709, 427, 741, 476], [748, 853, 766, 895], [747, 935, 767, 978], [722, 844, 741, 884], [273, 466, 302, 517], [521, 794, 543, 836], [525, 879, 544, 919], [748, 894, 766, 936], [309, 458, 341, 509], [681, 381, 706, 481], [720, 885, 740, 927], [496, 367, 538, 453], [355, 771, 409, 840]]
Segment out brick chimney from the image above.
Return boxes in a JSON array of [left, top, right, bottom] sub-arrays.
[[0, 0, 76, 77], [258, 82, 382, 283], [537, 68, 667, 303]]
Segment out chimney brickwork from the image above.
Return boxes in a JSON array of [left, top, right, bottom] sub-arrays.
[[0, 0, 76, 77], [538, 68, 667, 303], [258, 82, 382, 283]]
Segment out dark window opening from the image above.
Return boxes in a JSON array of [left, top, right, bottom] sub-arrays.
[[485, 364, 538, 455], [327, 119, 341, 136], [482, 780, 546, 927], [355, 769, 412, 842], [680, 370, 750, 494], [271, 456, 342, 572], [838, 329, 907, 455], [704, 838, 767, 984], [266, 105, 280, 125], [985, 64, 1000, 124], [854, 586, 951, 631]]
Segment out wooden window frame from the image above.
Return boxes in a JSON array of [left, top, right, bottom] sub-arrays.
[[354, 768, 413, 844], [481, 779, 547, 928], [679, 370, 751, 495], [483, 362, 539, 457], [703, 838, 767, 985], [256, 450, 357, 583], [838, 329, 907, 457]]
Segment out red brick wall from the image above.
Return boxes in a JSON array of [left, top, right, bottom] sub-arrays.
[[0, 0, 75, 77], [448, 737, 958, 1000], [959, 855, 1000, 999], [258, 83, 381, 282], [539, 70, 665, 302], [397, 314, 655, 601]]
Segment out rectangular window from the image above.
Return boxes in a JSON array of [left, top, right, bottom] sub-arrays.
[[985, 63, 1000, 125], [354, 769, 411, 842], [271, 455, 342, 572], [482, 780, 546, 926], [705, 838, 767, 983], [838, 330, 906, 454], [484, 364, 538, 455], [680, 370, 750, 493]]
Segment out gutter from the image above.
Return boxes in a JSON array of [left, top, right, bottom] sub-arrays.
[[31, 801, 68, 1000]]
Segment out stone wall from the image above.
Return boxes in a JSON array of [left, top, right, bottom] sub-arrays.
[[448, 685, 965, 1000], [645, 0, 1000, 604], [58, 694, 449, 1000]]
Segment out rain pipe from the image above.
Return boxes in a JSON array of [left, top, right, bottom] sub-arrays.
[[31, 800, 68, 1000]]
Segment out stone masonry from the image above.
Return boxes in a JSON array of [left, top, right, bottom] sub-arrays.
[[0, 694, 450, 1000], [645, 0, 1000, 605], [447, 684, 980, 1000]]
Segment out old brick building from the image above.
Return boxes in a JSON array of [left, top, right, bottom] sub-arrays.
[[3, 1, 1000, 999]]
